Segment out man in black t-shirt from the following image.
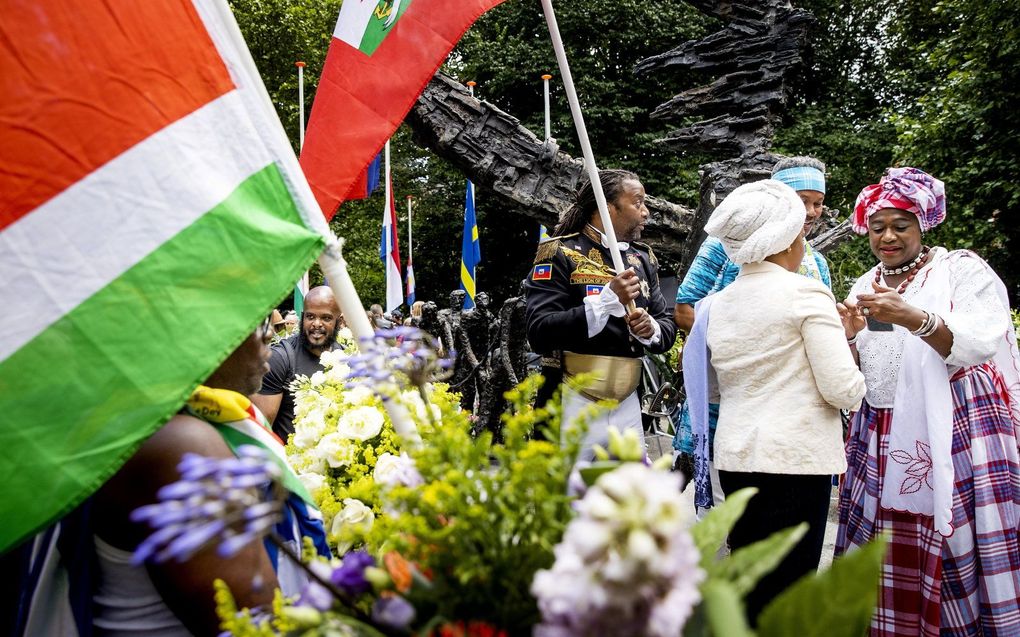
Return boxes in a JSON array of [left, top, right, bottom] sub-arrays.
[[252, 286, 342, 439]]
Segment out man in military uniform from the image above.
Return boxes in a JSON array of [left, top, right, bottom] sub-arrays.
[[525, 169, 676, 460]]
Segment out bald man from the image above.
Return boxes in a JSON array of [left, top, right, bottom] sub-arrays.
[[253, 286, 342, 438]]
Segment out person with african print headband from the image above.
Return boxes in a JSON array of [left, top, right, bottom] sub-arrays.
[[671, 156, 832, 512], [11, 318, 331, 636], [834, 166, 1020, 636]]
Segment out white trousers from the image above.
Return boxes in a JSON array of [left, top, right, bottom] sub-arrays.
[[562, 387, 643, 463]]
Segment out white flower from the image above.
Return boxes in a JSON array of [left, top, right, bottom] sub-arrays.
[[531, 463, 703, 636], [319, 348, 347, 369], [297, 472, 327, 495], [336, 406, 384, 441], [324, 362, 352, 384], [315, 432, 359, 468], [373, 452, 424, 487], [292, 408, 330, 449], [289, 449, 327, 475], [342, 385, 375, 407], [331, 498, 374, 537], [310, 370, 327, 387]]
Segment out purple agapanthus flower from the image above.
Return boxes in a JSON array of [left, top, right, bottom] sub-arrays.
[[130, 446, 284, 565], [344, 327, 453, 393], [296, 560, 336, 611], [331, 550, 376, 596], [371, 595, 416, 630]]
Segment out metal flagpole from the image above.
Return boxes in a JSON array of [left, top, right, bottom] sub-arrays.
[[542, 73, 552, 142], [540, 73, 553, 241], [466, 81, 477, 206], [296, 61, 306, 150], [407, 195, 413, 273], [540, 0, 632, 313], [294, 61, 309, 314]]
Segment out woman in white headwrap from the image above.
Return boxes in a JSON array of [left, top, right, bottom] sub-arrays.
[[684, 179, 866, 625]]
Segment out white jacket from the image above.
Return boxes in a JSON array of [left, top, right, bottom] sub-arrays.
[[707, 261, 865, 474]]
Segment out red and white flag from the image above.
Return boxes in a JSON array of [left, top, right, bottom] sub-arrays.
[[300, 0, 507, 219]]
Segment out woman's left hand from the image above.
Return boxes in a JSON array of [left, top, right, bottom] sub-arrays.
[[855, 281, 926, 329]]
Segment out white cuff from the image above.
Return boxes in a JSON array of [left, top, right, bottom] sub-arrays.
[[584, 284, 626, 337], [631, 315, 662, 346]]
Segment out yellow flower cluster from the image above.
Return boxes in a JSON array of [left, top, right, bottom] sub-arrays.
[[284, 346, 461, 555]]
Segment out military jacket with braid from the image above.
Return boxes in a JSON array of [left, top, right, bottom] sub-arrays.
[[524, 227, 677, 359]]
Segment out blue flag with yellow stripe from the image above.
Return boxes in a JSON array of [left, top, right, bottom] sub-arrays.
[[460, 180, 481, 309]]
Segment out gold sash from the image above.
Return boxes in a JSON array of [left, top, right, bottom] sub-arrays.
[[562, 352, 642, 402]]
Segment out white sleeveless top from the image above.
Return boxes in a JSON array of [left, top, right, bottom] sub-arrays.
[[92, 536, 192, 636]]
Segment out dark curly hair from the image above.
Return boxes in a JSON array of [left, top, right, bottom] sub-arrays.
[[553, 169, 640, 236]]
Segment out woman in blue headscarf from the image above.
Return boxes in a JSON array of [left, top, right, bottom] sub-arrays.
[[672, 156, 832, 511]]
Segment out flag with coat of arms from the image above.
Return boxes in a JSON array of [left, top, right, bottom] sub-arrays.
[[300, 0, 508, 218]]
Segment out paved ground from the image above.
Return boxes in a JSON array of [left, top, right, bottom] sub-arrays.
[[646, 427, 839, 570]]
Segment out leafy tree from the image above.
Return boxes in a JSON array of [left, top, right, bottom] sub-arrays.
[[776, 0, 1020, 301], [889, 0, 1020, 299], [233, 0, 1020, 306]]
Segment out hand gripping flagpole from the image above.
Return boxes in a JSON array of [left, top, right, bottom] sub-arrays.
[[540, 0, 634, 312]]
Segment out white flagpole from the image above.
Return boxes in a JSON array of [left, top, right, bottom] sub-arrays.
[[542, 73, 552, 142], [294, 61, 309, 313], [296, 61, 306, 150], [539, 0, 629, 286], [466, 80, 477, 207], [539, 73, 553, 242]]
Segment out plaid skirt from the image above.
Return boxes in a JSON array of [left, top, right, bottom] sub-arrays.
[[836, 363, 1020, 636]]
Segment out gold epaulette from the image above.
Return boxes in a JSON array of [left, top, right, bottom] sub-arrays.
[[534, 233, 578, 264], [632, 241, 658, 267]]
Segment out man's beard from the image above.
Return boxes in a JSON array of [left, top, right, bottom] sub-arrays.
[[299, 324, 338, 352]]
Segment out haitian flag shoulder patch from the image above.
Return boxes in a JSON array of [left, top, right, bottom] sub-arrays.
[[585, 284, 603, 296], [532, 263, 552, 280]]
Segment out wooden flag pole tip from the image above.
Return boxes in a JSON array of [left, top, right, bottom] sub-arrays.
[[541, 74, 552, 80], [295, 61, 306, 68], [466, 80, 477, 87]]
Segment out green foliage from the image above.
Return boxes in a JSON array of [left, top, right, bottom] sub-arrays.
[[696, 580, 756, 637], [888, 0, 1020, 296], [777, 0, 1020, 299], [456, 1, 715, 205], [757, 536, 888, 637], [689, 488, 885, 637], [824, 236, 875, 302], [690, 487, 757, 569], [715, 525, 808, 598], [362, 375, 581, 633], [229, 0, 342, 156]]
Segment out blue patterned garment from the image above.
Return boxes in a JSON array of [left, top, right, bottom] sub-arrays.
[[672, 236, 831, 456]]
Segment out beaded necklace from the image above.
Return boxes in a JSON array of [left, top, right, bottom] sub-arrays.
[[874, 245, 930, 294]]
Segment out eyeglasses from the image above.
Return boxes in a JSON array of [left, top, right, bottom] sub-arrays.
[[259, 315, 274, 339]]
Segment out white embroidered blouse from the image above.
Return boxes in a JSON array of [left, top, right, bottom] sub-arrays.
[[850, 247, 1012, 408]]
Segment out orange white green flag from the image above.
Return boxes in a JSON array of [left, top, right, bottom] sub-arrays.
[[0, 0, 332, 552]]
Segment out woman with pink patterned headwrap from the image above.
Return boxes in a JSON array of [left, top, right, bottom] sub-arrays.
[[835, 167, 1020, 636]]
